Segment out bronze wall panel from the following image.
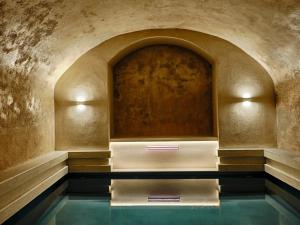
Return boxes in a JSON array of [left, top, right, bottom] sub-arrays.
[[112, 45, 213, 137]]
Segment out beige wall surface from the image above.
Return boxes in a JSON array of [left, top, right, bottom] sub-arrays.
[[2, 0, 300, 171], [1, 0, 300, 171], [277, 78, 300, 152], [0, 77, 54, 170], [55, 29, 277, 149], [0, 57, 55, 171], [0, 1, 64, 170], [55, 54, 109, 149]]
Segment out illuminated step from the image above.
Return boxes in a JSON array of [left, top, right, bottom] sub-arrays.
[[218, 148, 265, 172], [111, 141, 218, 171]]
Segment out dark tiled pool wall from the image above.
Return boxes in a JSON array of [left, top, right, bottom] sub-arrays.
[[67, 177, 110, 197]]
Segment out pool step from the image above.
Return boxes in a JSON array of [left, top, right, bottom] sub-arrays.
[[264, 148, 300, 190], [0, 152, 68, 224], [110, 141, 218, 172], [68, 150, 111, 173], [218, 149, 265, 172]]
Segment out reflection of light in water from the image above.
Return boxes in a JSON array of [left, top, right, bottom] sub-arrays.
[[110, 179, 220, 206]]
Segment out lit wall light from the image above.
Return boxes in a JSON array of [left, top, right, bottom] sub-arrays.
[[242, 93, 252, 107], [76, 95, 86, 103], [242, 93, 251, 99], [75, 93, 87, 111]]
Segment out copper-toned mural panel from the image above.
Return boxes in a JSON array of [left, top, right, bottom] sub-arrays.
[[112, 45, 213, 138]]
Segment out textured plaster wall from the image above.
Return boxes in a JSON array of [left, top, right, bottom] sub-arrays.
[[55, 54, 108, 150], [1, 0, 300, 170], [55, 29, 276, 148], [113, 45, 213, 138], [277, 77, 300, 151], [0, 0, 64, 170]]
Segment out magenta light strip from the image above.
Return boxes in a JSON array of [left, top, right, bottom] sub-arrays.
[[145, 145, 179, 151], [148, 195, 181, 202]]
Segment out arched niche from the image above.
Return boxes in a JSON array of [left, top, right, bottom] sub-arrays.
[[55, 29, 276, 150], [110, 44, 214, 138]]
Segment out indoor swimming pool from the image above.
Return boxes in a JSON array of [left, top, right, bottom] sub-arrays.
[[4, 175, 300, 225]]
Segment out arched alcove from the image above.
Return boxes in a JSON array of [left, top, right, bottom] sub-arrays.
[[111, 44, 213, 138], [55, 29, 276, 150]]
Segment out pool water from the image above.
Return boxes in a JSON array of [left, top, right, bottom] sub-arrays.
[[4, 175, 300, 225]]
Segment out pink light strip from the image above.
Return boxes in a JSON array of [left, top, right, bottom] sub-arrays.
[[148, 195, 181, 202], [145, 145, 179, 151]]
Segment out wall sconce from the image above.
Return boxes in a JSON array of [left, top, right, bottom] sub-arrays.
[[76, 95, 86, 103], [242, 93, 252, 107], [75, 95, 87, 111], [242, 93, 251, 99]]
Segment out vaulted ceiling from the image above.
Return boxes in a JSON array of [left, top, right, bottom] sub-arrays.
[[1, 0, 300, 86]]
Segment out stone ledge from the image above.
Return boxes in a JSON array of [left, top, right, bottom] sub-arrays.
[[264, 148, 300, 170]]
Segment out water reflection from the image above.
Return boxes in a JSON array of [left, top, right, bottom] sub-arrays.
[[4, 176, 300, 225], [111, 179, 220, 206]]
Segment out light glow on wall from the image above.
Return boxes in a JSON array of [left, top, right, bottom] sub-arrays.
[[75, 90, 88, 111], [242, 93, 251, 99], [242, 100, 252, 107], [242, 92, 252, 107], [66, 104, 96, 127], [76, 95, 86, 102], [76, 104, 86, 111], [73, 86, 90, 102]]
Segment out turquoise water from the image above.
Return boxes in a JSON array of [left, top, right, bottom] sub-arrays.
[[36, 196, 298, 225], [5, 176, 300, 225]]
